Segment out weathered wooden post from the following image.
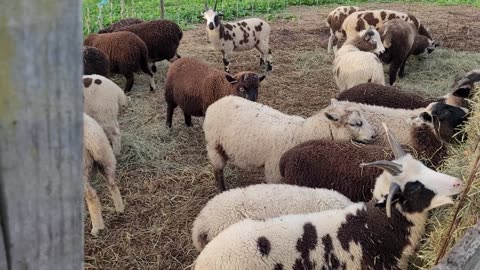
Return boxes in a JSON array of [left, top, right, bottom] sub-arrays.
[[160, 0, 165, 19], [0, 0, 84, 269]]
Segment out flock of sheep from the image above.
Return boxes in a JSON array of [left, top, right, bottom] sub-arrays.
[[81, 1, 480, 269]]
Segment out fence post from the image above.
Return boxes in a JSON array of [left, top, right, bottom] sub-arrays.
[[0, 0, 84, 269], [160, 0, 165, 19]]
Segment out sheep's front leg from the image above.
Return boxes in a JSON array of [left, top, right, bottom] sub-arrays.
[[222, 51, 231, 73], [184, 112, 192, 127], [84, 181, 105, 236], [99, 162, 125, 213]]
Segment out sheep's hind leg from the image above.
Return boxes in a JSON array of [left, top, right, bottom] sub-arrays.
[[388, 61, 401, 86], [103, 166, 125, 213], [207, 144, 229, 191], [84, 180, 105, 236], [166, 102, 177, 128], [398, 57, 409, 78], [214, 169, 226, 191], [184, 112, 192, 127], [124, 73, 134, 93]]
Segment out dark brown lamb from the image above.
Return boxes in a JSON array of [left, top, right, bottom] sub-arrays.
[[164, 57, 265, 128], [84, 31, 155, 93], [98, 18, 145, 33], [83, 46, 110, 77], [115, 19, 183, 72]]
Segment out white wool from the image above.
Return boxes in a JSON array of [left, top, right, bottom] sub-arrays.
[[203, 96, 376, 183], [191, 184, 352, 251], [333, 44, 385, 91], [83, 74, 128, 155]]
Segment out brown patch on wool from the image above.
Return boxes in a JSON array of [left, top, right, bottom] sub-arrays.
[[363, 12, 380, 26], [94, 79, 102, 85], [83, 78, 93, 88], [355, 19, 366, 32]]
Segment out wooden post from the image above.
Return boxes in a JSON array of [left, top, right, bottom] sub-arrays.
[[432, 221, 480, 270], [160, 0, 165, 19], [0, 0, 84, 269]]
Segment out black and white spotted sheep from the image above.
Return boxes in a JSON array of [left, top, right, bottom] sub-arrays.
[[193, 125, 464, 270], [202, 1, 272, 72], [326, 6, 364, 54]]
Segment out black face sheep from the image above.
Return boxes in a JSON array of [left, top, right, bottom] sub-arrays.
[[83, 75, 128, 156], [342, 9, 436, 51], [83, 114, 124, 236], [326, 6, 364, 54], [84, 31, 156, 93], [114, 19, 183, 73], [164, 57, 265, 128], [98, 18, 144, 33], [83, 46, 110, 77], [449, 69, 480, 109], [191, 184, 353, 251], [379, 19, 437, 85], [202, 1, 272, 72], [333, 27, 386, 91], [193, 126, 464, 270], [204, 96, 377, 191]]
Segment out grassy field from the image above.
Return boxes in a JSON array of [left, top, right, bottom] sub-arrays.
[[82, 0, 479, 34]]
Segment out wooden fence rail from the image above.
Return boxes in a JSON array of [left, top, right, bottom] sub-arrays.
[[0, 0, 83, 269]]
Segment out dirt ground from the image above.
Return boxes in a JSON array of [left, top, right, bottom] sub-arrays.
[[84, 3, 480, 270]]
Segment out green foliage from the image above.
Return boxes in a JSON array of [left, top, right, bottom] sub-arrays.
[[82, 0, 478, 35]]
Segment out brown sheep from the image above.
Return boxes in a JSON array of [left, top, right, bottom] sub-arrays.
[[84, 31, 155, 93], [115, 19, 183, 72], [98, 18, 144, 33], [164, 57, 265, 128], [83, 46, 110, 77]]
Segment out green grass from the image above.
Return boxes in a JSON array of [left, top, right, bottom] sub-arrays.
[[82, 0, 478, 35]]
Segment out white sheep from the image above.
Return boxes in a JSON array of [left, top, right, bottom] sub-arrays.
[[326, 6, 364, 54], [333, 27, 386, 91], [203, 96, 377, 190], [193, 126, 464, 270], [203, 1, 272, 72], [191, 184, 352, 251], [83, 75, 128, 156], [83, 113, 124, 236]]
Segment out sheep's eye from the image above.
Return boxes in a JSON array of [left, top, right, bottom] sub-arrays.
[[239, 87, 245, 92], [350, 121, 362, 127]]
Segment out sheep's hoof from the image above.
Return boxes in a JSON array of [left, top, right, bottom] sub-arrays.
[[91, 225, 104, 237], [150, 86, 155, 92]]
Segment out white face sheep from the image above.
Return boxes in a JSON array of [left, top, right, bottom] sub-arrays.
[[326, 6, 364, 53], [203, 0, 272, 72], [333, 27, 386, 91], [83, 75, 128, 156], [193, 126, 464, 270], [164, 57, 265, 128], [83, 114, 124, 236], [191, 184, 353, 251], [203, 96, 377, 191]]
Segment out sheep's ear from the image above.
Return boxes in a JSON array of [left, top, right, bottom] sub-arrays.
[[427, 195, 454, 210], [419, 112, 432, 123], [330, 98, 339, 107], [258, 75, 266, 82], [225, 74, 237, 84], [452, 86, 471, 98], [218, 11, 224, 17], [325, 112, 339, 122]]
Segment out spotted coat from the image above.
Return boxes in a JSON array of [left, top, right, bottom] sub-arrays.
[[326, 6, 364, 53]]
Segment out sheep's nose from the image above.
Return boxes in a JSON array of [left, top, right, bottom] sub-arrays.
[[453, 179, 464, 190], [208, 22, 215, 30]]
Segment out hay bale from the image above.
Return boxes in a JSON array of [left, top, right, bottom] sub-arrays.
[[418, 86, 480, 269]]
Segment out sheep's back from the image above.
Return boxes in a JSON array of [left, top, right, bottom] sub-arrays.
[[83, 114, 115, 167], [280, 140, 390, 202]]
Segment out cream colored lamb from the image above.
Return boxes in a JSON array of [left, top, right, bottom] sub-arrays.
[[191, 184, 352, 251], [83, 75, 128, 155], [83, 113, 124, 236], [203, 96, 377, 191]]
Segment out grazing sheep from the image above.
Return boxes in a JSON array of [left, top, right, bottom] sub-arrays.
[[83, 46, 110, 77], [342, 9, 435, 48], [83, 75, 128, 156], [336, 82, 473, 110], [379, 19, 437, 85], [83, 114, 124, 236], [333, 27, 385, 91], [204, 96, 377, 190], [114, 19, 183, 72], [84, 31, 156, 93], [203, 1, 272, 72], [98, 18, 144, 33], [326, 6, 364, 53], [279, 104, 465, 202], [193, 126, 464, 270], [164, 57, 265, 128], [192, 184, 353, 251]]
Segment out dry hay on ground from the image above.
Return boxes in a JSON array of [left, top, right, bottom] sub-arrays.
[[84, 3, 480, 270]]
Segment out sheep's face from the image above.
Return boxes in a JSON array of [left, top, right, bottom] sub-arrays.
[[204, 9, 222, 30], [324, 100, 377, 143], [419, 102, 468, 143], [227, 72, 265, 102], [359, 27, 385, 55]]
